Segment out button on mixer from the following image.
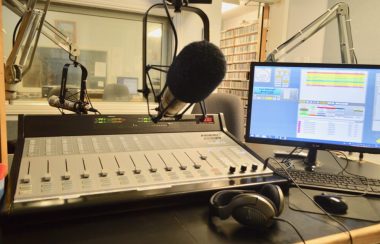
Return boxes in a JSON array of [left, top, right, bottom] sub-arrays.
[[240, 165, 247, 173], [251, 164, 258, 172]]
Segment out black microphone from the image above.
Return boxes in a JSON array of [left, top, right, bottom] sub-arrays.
[[48, 95, 97, 113], [158, 40, 226, 117]]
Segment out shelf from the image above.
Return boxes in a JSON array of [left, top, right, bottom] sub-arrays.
[[222, 79, 249, 82], [219, 21, 261, 122], [227, 61, 257, 65], [221, 31, 259, 41], [218, 87, 248, 91], [226, 70, 250, 73]]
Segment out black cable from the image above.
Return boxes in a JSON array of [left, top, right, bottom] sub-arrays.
[[163, 0, 179, 60], [328, 150, 349, 175], [326, 150, 369, 197], [273, 217, 305, 244], [85, 90, 100, 114], [12, 15, 24, 46], [268, 157, 353, 244], [279, 147, 300, 165]]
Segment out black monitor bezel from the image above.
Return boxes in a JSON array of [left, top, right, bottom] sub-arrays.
[[245, 62, 380, 154]]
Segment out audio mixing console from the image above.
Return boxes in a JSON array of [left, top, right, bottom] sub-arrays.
[[1, 114, 286, 222]]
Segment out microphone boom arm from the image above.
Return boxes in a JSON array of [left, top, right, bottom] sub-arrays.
[[4, 0, 80, 100], [266, 2, 355, 64]]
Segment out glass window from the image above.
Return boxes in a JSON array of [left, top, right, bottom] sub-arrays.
[[3, 3, 169, 106]]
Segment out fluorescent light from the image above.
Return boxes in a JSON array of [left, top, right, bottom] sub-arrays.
[[148, 28, 162, 38], [222, 2, 239, 13]]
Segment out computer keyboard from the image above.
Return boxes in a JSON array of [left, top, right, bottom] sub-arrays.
[[275, 168, 380, 196]]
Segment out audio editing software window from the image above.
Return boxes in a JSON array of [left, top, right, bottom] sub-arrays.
[[249, 64, 380, 149]]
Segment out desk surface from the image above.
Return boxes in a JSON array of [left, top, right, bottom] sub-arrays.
[[1, 144, 380, 244]]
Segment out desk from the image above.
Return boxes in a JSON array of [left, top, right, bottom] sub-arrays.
[[1, 145, 380, 243]]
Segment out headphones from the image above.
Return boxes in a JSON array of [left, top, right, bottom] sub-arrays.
[[209, 184, 284, 228]]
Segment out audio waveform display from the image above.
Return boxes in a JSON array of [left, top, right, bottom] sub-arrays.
[[305, 71, 366, 88]]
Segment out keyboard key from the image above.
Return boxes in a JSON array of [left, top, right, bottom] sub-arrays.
[[275, 168, 380, 197]]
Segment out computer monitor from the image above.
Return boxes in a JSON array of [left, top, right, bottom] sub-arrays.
[[117, 77, 138, 95], [246, 62, 380, 169]]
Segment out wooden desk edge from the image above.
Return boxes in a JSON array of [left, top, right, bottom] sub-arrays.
[[0, 3, 9, 166], [300, 223, 380, 244]]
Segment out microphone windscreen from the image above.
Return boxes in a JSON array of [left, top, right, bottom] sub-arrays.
[[166, 41, 226, 103], [48, 95, 60, 106]]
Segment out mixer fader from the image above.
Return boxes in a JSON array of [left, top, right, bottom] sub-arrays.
[[3, 114, 285, 219]]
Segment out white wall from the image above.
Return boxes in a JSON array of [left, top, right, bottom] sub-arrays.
[[323, 0, 380, 64], [54, 0, 222, 50], [53, 0, 160, 13], [267, 0, 328, 62], [174, 0, 222, 50], [266, 0, 289, 58], [222, 5, 260, 31]]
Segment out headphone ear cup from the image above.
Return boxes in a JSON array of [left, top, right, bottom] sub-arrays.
[[260, 184, 284, 216], [209, 190, 247, 219], [230, 194, 276, 228]]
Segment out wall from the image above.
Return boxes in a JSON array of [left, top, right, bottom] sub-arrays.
[[268, 0, 380, 64], [265, 0, 289, 58], [54, 0, 222, 51], [267, 0, 328, 62], [323, 0, 380, 64], [53, 0, 160, 13], [174, 0, 222, 50], [222, 5, 260, 31]]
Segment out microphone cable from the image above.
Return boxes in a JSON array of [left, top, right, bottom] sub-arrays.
[[163, 0, 179, 60], [273, 217, 305, 244], [267, 157, 353, 244], [325, 150, 370, 198]]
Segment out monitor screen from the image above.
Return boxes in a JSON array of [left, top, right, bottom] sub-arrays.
[[117, 77, 138, 94], [246, 62, 380, 154]]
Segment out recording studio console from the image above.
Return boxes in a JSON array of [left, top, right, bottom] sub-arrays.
[[2, 114, 286, 222]]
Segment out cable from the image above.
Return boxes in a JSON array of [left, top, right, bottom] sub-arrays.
[[325, 150, 369, 197], [269, 157, 353, 244], [273, 217, 305, 244], [12, 15, 24, 46], [163, 0, 178, 60], [330, 150, 349, 175]]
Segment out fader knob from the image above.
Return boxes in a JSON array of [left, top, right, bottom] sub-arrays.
[[229, 166, 236, 174], [42, 174, 51, 182], [194, 164, 201, 169], [180, 165, 187, 170], [21, 175, 31, 184], [100, 170, 108, 177], [81, 171, 90, 179], [62, 173, 71, 180]]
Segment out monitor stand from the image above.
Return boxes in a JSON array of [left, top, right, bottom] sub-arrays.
[[304, 148, 318, 172]]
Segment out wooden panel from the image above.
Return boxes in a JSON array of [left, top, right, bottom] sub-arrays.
[[259, 4, 269, 61], [0, 2, 8, 166], [304, 223, 380, 244]]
